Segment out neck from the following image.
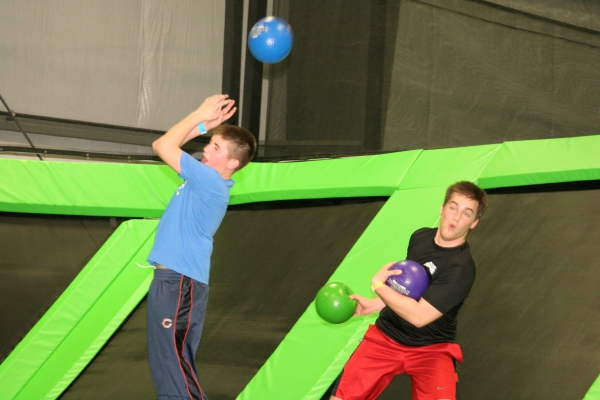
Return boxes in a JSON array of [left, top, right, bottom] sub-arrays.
[[219, 170, 233, 180], [434, 230, 467, 248]]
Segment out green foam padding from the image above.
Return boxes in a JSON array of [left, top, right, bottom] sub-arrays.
[[0, 151, 420, 217], [398, 144, 501, 190], [0, 158, 180, 217], [229, 150, 422, 204], [0, 220, 157, 400], [1, 135, 599, 400], [478, 135, 600, 189], [585, 375, 600, 400]]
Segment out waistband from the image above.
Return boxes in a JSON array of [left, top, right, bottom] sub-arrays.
[[152, 268, 207, 286], [367, 325, 464, 363]]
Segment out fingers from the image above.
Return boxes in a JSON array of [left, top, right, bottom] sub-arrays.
[[211, 95, 233, 113], [221, 98, 235, 111], [197, 95, 238, 128], [223, 106, 237, 120], [382, 269, 402, 278], [198, 94, 230, 111], [221, 100, 236, 120], [208, 94, 229, 103], [215, 105, 236, 126], [381, 262, 402, 274], [207, 96, 234, 114], [372, 262, 403, 284], [353, 302, 364, 316]]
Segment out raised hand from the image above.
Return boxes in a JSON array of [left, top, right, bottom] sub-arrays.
[[196, 95, 237, 131]]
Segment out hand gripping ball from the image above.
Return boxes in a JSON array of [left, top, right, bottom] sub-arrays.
[[315, 282, 357, 324], [248, 16, 293, 64], [385, 260, 430, 300]]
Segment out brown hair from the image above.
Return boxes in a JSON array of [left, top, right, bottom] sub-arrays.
[[444, 181, 488, 218], [212, 125, 257, 171]]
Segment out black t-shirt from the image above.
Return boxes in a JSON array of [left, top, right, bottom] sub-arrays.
[[375, 228, 476, 346]]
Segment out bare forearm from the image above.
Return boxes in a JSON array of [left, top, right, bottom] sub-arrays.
[[153, 112, 202, 151], [370, 296, 386, 312], [181, 125, 203, 146], [156, 94, 234, 150], [352, 294, 386, 316]]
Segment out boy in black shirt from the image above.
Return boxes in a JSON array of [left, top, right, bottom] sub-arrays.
[[330, 181, 487, 400]]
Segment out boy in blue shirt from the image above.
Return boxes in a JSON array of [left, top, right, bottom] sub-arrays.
[[147, 94, 256, 400]]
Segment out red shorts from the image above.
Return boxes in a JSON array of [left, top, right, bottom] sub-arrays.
[[332, 325, 463, 400]]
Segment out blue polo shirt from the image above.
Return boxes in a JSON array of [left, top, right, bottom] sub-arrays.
[[147, 152, 234, 284]]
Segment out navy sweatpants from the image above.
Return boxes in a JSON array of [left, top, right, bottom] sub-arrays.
[[147, 269, 209, 400]]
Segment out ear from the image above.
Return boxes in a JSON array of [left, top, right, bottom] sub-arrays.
[[227, 158, 240, 171], [469, 218, 480, 230]]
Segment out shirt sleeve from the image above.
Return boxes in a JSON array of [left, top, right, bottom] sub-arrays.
[[422, 258, 475, 314], [408, 228, 430, 249]]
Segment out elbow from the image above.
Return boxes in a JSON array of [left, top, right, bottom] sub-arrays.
[[412, 319, 428, 329], [152, 139, 162, 155], [395, 312, 428, 328], [401, 311, 433, 328], [411, 314, 438, 329]]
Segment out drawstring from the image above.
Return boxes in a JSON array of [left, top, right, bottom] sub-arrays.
[[136, 262, 155, 269]]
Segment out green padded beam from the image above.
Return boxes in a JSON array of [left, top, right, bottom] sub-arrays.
[[0, 151, 420, 217], [397, 145, 501, 190], [478, 135, 600, 189], [229, 150, 421, 204], [0, 159, 180, 217], [586, 376, 600, 400]]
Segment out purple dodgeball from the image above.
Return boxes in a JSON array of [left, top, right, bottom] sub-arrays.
[[385, 260, 430, 300]]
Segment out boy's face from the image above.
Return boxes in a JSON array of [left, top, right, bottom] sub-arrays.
[[201, 134, 239, 178], [436, 192, 480, 247]]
